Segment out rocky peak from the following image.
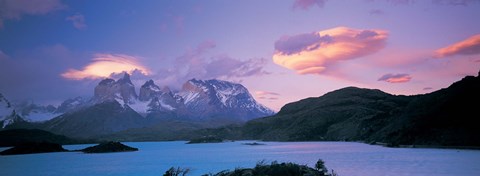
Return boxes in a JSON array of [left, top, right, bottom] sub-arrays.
[[117, 72, 133, 85], [0, 93, 14, 120], [178, 78, 274, 120], [93, 73, 137, 105], [98, 78, 115, 86], [56, 96, 85, 113], [139, 79, 162, 101]]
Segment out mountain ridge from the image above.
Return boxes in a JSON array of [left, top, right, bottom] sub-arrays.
[[199, 71, 480, 147], [0, 73, 274, 138]]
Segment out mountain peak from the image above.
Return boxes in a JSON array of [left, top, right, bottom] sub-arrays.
[[117, 72, 132, 85], [142, 79, 155, 87], [98, 78, 115, 86]]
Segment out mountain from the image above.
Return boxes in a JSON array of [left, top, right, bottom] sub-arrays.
[[42, 100, 149, 138], [178, 79, 274, 121], [55, 96, 86, 113], [0, 93, 14, 122], [13, 101, 59, 122], [1, 92, 89, 126], [93, 73, 137, 105], [209, 71, 480, 147], [1, 73, 273, 139], [0, 129, 83, 147]]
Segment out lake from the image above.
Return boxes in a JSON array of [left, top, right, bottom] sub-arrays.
[[0, 141, 479, 176]]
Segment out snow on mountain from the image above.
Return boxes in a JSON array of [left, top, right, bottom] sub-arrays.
[[178, 79, 274, 120], [93, 73, 137, 105], [2, 72, 274, 129], [0, 93, 13, 121], [91, 75, 273, 121], [55, 96, 86, 113], [1, 93, 61, 125], [0, 110, 27, 129]]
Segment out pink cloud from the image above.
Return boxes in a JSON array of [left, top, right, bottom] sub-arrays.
[[255, 91, 280, 96], [255, 91, 280, 101], [292, 0, 327, 10], [61, 54, 151, 80], [66, 13, 87, 30], [0, 0, 65, 28], [157, 41, 269, 87], [378, 73, 412, 83], [273, 27, 388, 74], [435, 34, 480, 57]]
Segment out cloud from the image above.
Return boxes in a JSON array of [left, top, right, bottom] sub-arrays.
[[255, 91, 280, 101], [378, 73, 412, 83], [0, 0, 65, 28], [432, 0, 479, 6], [66, 13, 87, 30], [292, 0, 327, 10], [369, 9, 385, 15], [0, 44, 99, 104], [61, 54, 152, 80], [423, 87, 433, 90], [157, 41, 269, 87], [386, 0, 415, 5], [435, 34, 480, 57], [365, 0, 478, 6], [273, 26, 388, 74], [255, 91, 280, 96]]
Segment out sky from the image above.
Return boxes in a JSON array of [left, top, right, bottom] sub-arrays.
[[0, 0, 479, 111]]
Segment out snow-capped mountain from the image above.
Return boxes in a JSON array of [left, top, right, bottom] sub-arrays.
[[1, 73, 275, 137], [90, 73, 273, 121], [136, 80, 183, 114], [0, 93, 13, 121], [0, 92, 89, 129], [1, 93, 59, 127], [93, 73, 137, 105], [0, 93, 32, 128], [179, 79, 274, 121], [55, 96, 86, 113], [13, 101, 59, 122]]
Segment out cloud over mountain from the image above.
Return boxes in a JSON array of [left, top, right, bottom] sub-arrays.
[[156, 41, 269, 87], [273, 27, 388, 74], [61, 54, 152, 80], [435, 34, 480, 57]]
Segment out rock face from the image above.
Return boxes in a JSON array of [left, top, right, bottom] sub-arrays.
[[178, 79, 274, 121], [0, 142, 67, 155], [42, 100, 148, 138], [240, 72, 480, 146], [0, 93, 13, 121], [89, 73, 273, 122], [55, 97, 86, 114], [81, 141, 138, 153], [0, 110, 29, 129], [93, 73, 137, 105]]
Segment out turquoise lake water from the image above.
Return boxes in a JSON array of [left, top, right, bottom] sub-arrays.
[[1, 141, 479, 176]]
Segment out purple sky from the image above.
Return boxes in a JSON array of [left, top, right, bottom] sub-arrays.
[[1, 0, 480, 111]]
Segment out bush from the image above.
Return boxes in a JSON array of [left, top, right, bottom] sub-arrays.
[[165, 159, 337, 176], [163, 167, 190, 176]]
